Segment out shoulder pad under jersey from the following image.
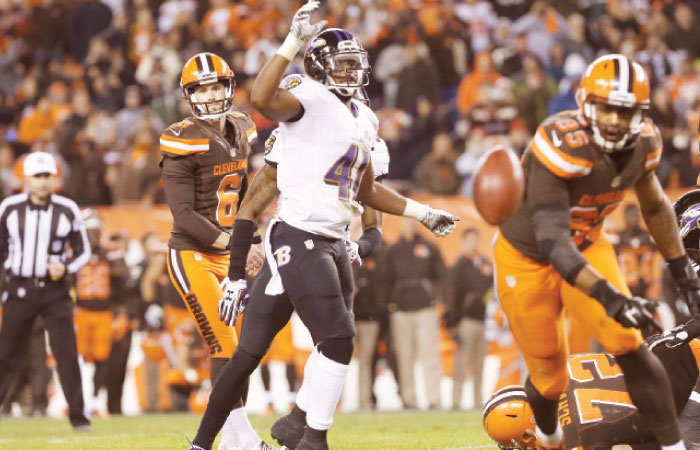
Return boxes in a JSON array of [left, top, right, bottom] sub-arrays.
[[160, 118, 210, 158], [637, 118, 663, 172], [529, 111, 593, 179], [371, 138, 390, 179], [227, 111, 258, 144]]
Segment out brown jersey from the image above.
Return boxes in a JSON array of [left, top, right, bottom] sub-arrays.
[[76, 247, 112, 311], [500, 110, 662, 262], [160, 112, 256, 254], [560, 337, 700, 450]]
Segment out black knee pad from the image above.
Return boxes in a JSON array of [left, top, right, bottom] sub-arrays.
[[318, 337, 354, 365]]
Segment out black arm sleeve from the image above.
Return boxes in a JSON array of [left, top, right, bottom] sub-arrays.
[[528, 159, 588, 285], [162, 156, 222, 246], [228, 219, 255, 280]]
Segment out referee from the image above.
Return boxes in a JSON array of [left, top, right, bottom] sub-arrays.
[[0, 152, 91, 430]]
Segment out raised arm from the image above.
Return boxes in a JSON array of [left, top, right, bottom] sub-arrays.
[[250, 1, 326, 122]]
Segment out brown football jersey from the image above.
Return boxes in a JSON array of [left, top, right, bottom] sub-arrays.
[[160, 112, 257, 254], [559, 338, 700, 450], [76, 247, 112, 311], [500, 110, 662, 262]]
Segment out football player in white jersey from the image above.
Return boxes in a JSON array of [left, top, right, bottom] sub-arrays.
[[188, 3, 457, 450]]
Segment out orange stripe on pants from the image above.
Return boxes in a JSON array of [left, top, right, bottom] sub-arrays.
[[166, 249, 237, 358]]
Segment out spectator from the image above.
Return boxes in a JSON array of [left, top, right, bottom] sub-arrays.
[[664, 2, 700, 58], [381, 218, 445, 410], [395, 42, 440, 113], [353, 249, 387, 411], [109, 125, 161, 206], [456, 51, 508, 117], [415, 132, 461, 195], [547, 53, 586, 115], [66, 0, 113, 62], [511, 53, 558, 133], [446, 228, 492, 410]]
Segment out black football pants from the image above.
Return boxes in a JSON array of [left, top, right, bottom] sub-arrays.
[[0, 279, 89, 426]]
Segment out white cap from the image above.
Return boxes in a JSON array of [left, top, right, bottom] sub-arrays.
[[564, 53, 587, 79], [24, 152, 57, 177]]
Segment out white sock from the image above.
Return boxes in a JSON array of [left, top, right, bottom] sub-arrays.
[[218, 407, 260, 450], [305, 351, 349, 431], [661, 442, 686, 450], [535, 422, 562, 448], [295, 347, 320, 412]]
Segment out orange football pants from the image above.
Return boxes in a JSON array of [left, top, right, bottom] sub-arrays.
[[167, 249, 237, 359], [74, 308, 113, 362], [261, 320, 295, 365], [494, 233, 643, 399]]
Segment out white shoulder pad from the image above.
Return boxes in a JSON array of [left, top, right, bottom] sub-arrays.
[[371, 138, 390, 179], [264, 128, 282, 166]]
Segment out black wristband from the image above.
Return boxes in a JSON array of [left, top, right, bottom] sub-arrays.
[[357, 227, 382, 258], [589, 279, 621, 307], [228, 219, 255, 280], [668, 255, 700, 290]]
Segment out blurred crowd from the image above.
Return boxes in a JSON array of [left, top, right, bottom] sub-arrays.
[[1, 0, 700, 205]]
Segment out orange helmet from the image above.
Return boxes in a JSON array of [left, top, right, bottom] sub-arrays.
[[483, 386, 537, 450], [180, 52, 235, 119], [577, 54, 650, 152]]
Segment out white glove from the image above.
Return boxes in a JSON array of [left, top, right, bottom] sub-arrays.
[[422, 207, 459, 237], [290, 0, 327, 42], [144, 304, 164, 329], [345, 239, 362, 265], [403, 199, 459, 237], [218, 277, 249, 327], [278, 1, 327, 60]]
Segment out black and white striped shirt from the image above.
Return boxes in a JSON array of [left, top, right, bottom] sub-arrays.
[[0, 193, 91, 278]]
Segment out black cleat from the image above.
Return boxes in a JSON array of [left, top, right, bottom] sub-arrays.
[[271, 405, 306, 449], [295, 427, 329, 450]]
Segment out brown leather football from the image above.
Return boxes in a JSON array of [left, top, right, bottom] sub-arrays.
[[473, 145, 525, 225]]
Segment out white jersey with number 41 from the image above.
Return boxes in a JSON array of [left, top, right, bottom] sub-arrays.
[[272, 74, 380, 239]]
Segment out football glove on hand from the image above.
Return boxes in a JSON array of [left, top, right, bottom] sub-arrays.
[[421, 208, 459, 237], [345, 239, 361, 265], [664, 322, 693, 348], [605, 294, 661, 334], [218, 278, 249, 327], [290, 1, 327, 42]]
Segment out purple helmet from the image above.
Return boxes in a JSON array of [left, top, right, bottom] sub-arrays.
[[674, 189, 700, 261]]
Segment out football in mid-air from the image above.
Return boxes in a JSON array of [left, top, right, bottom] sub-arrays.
[[473, 145, 525, 225]]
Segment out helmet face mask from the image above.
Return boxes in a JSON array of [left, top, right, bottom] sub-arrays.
[[304, 29, 371, 98], [578, 54, 650, 153], [185, 79, 236, 119], [180, 53, 236, 120]]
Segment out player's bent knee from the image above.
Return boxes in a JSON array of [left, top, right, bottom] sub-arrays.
[[529, 367, 568, 399], [318, 337, 354, 365]]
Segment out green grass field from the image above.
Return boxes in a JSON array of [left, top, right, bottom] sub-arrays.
[[0, 410, 495, 449]]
